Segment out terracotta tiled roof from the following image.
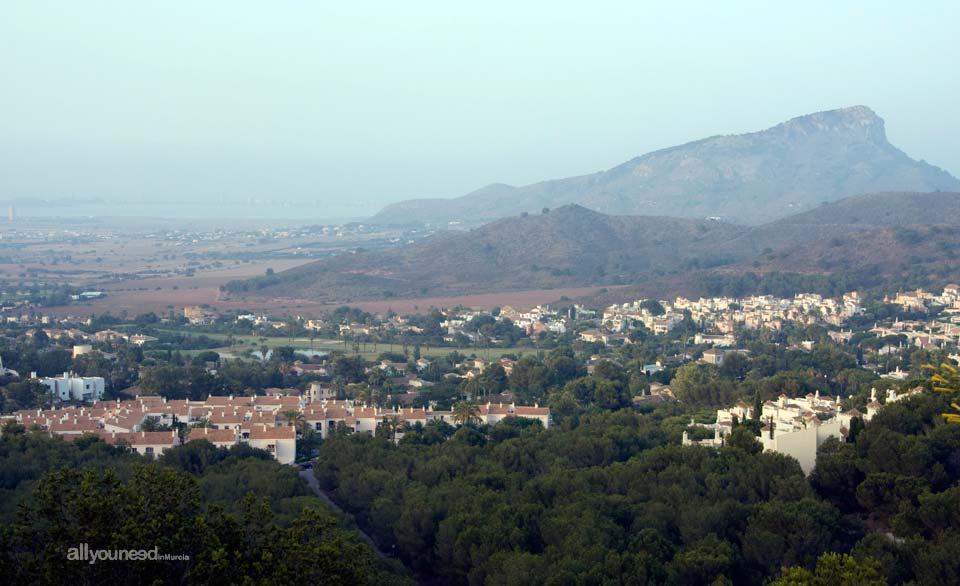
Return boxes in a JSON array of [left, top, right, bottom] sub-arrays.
[[398, 408, 427, 421], [48, 418, 101, 434], [187, 427, 238, 444], [104, 430, 179, 446], [248, 425, 295, 440], [514, 406, 549, 416], [209, 411, 245, 425]]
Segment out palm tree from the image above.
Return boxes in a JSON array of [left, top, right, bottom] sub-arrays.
[[922, 362, 960, 423], [333, 376, 346, 400], [190, 417, 214, 429], [356, 386, 372, 406], [280, 410, 306, 436], [378, 415, 401, 442], [459, 377, 481, 401], [452, 401, 481, 427]]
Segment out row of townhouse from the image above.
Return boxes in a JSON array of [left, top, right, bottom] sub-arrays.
[[299, 400, 550, 439], [4, 391, 552, 463], [7, 402, 186, 459], [45, 422, 292, 463], [869, 318, 960, 349], [3, 394, 300, 464], [886, 285, 960, 311]]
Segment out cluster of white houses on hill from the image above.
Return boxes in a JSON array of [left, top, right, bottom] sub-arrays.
[[682, 386, 923, 474], [597, 292, 864, 341], [2, 393, 550, 465]]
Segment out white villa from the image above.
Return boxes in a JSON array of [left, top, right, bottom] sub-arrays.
[[40, 372, 105, 402], [682, 387, 919, 474]]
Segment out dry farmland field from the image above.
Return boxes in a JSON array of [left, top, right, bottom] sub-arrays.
[[3, 216, 600, 319]]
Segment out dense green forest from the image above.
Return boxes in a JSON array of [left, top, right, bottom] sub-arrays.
[[0, 426, 412, 585], [693, 271, 884, 298], [1, 351, 959, 584], [315, 394, 960, 585]]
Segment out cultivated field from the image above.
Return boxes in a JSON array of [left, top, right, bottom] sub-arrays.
[[50, 284, 620, 319]]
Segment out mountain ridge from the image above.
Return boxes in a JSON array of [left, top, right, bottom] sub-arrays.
[[371, 106, 959, 225]]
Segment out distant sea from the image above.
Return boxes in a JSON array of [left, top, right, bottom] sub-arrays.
[[8, 201, 367, 225]]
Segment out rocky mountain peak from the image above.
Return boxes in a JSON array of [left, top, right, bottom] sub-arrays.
[[773, 105, 886, 142], [371, 107, 957, 225]]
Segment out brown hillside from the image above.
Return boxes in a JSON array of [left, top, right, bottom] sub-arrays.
[[225, 192, 960, 305]]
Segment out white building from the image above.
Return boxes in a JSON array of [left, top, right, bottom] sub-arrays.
[[306, 381, 337, 402], [187, 427, 239, 448], [72, 344, 94, 358], [0, 356, 19, 379], [40, 372, 105, 402], [683, 390, 875, 475], [101, 430, 181, 458], [694, 333, 736, 347], [247, 425, 297, 464]]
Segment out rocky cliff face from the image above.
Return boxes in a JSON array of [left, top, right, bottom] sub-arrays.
[[372, 106, 959, 225]]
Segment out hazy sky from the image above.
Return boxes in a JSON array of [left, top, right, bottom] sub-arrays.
[[2, 1, 958, 218]]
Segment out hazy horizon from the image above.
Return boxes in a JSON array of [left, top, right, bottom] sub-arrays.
[[3, 1, 958, 219]]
